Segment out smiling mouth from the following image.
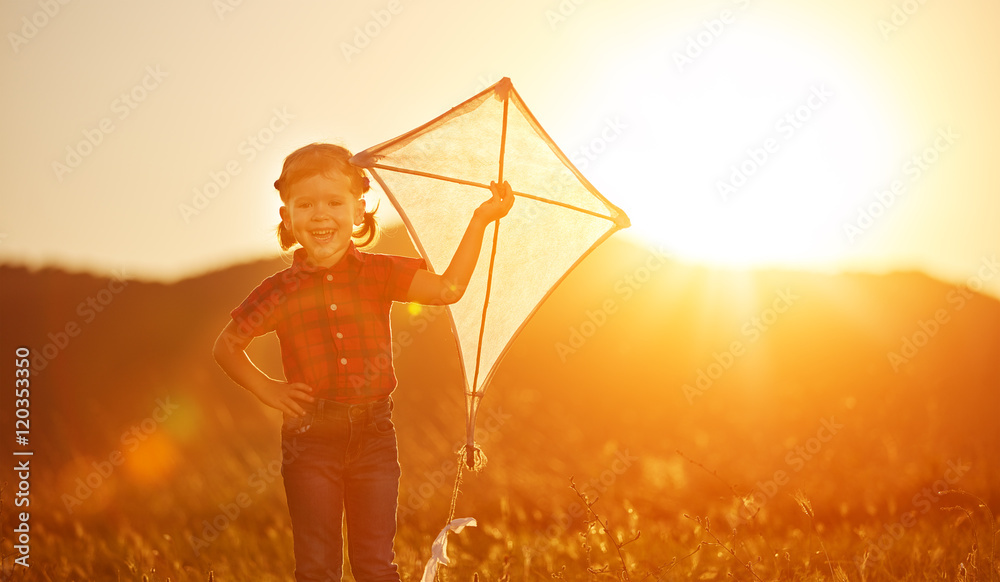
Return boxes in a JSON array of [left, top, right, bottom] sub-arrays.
[[311, 229, 335, 243]]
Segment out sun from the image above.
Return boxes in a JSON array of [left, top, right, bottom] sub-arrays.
[[578, 16, 905, 272]]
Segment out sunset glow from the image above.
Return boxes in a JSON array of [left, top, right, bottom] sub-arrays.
[[1, 2, 998, 580], [0, 1, 996, 298]]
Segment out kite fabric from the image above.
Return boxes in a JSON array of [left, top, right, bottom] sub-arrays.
[[350, 77, 630, 464], [420, 517, 477, 582]]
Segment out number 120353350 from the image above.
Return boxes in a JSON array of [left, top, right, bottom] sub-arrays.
[[15, 347, 31, 442]]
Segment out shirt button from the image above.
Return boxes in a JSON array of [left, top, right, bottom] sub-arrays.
[[340, 358, 347, 365], [336, 332, 343, 339], [330, 304, 337, 311], [326, 274, 333, 282]]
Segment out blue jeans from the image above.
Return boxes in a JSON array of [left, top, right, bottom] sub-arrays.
[[280, 396, 401, 582]]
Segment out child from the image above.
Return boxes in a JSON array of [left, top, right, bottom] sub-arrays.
[[213, 142, 513, 581]]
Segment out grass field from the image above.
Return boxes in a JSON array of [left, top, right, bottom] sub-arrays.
[[0, 461, 994, 581], [1, 386, 996, 582]]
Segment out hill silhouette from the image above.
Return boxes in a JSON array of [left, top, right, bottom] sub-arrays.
[[1, 228, 997, 550]]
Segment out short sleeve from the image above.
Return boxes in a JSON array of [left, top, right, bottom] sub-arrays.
[[382, 254, 426, 302], [229, 274, 283, 337]]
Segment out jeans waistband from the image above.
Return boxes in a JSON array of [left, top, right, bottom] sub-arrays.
[[309, 396, 391, 421]]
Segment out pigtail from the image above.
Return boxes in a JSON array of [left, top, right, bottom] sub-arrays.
[[353, 199, 380, 249], [276, 220, 297, 251]]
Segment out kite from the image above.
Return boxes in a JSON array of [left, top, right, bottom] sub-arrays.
[[350, 77, 629, 575], [352, 77, 629, 456]]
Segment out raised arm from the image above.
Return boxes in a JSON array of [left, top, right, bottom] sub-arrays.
[[406, 180, 515, 305], [212, 320, 315, 417]]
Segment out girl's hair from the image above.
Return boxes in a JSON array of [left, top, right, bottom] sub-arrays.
[[273, 143, 379, 250]]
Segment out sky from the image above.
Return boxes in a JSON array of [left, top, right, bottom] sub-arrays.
[[2, 0, 998, 298]]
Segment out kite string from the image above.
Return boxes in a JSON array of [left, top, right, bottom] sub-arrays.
[[446, 448, 465, 525], [446, 445, 487, 522]]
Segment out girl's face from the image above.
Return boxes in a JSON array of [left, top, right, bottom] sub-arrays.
[[279, 171, 364, 268]]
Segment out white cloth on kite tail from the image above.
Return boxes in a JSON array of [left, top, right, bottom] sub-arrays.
[[421, 517, 478, 582]]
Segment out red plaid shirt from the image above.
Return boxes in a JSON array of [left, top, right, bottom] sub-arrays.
[[230, 243, 425, 403]]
